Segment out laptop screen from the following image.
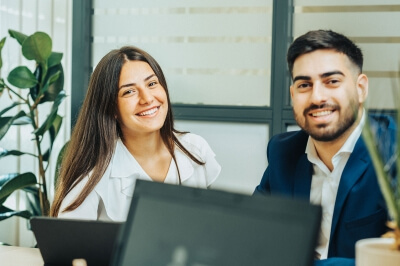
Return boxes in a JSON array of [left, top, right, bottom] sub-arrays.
[[30, 217, 122, 266], [111, 180, 321, 266]]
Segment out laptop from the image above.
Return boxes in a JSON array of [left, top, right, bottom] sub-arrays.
[[110, 180, 322, 266], [30, 217, 122, 266]]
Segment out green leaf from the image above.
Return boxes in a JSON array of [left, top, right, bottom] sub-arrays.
[[8, 30, 28, 45], [34, 112, 56, 137], [0, 37, 6, 70], [0, 80, 5, 96], [0, 110, 26, 140], [12, 116, 32, 125], [7, 66, 38, 89], [0, 173, 18, 187], [22, 32, 52, 64], [52, 90, 66, 110], [0, 149, 37, 159], [0, 102, 22, 117], [48, 71, 60, 85], [24, 185, 41, 216], [0, 206, 32, 221], [0, 172, 37, 206], [362, 119, 400, 225], [51, 114, 63, 138], [39, 64, 64, 103], [29, 65, 42, 101], [42, 114, 63, 162], [39, 70, 60, 96], [0, 149, 25, 157], [33, 90, 66, 136], [48, 52, 63, 68]]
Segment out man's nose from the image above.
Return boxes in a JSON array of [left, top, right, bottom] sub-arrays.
[[310, 82, 328, 104]]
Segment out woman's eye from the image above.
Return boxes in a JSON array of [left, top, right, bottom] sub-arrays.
[[148, 81, 157, 87], [123, 89, 136, 96]]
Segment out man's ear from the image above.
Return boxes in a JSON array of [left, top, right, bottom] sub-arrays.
[[357, 74, 368, 103], [290, 84, 294, 100]]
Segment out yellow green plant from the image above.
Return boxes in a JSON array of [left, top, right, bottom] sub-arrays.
[[362, 87, 400, 250]]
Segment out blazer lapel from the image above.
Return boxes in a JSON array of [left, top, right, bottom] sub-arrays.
[[330, 138, 369, 240], [293, 154, 313, 199]]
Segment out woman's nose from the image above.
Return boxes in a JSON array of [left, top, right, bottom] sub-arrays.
[[139, 88, 154, 105]]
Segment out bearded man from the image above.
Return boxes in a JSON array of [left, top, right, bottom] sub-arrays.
[[254, 30, 396, 266]]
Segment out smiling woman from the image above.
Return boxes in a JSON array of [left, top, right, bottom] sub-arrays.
[[49, 46, 221, 221]]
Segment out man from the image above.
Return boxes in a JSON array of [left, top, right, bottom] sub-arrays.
[[254, 30, 396, 265]]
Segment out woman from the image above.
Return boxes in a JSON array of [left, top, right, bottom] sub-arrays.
[[50, 46, 221, 221]]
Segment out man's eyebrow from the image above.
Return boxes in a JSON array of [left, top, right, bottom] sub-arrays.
[[293, 75, 311, 83], [119, 74, 157, 90], [292, 71, 345, 83], [320, 71, 344, 78]]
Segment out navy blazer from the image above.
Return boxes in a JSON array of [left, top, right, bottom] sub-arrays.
[[254, 115, 396, 262]]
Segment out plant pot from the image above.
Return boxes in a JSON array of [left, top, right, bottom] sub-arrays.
[[356, 238, 400, 266]]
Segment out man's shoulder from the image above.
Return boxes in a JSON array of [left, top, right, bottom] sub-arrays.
[[270, 130, 309, 146], [267, 130, 309, 159]]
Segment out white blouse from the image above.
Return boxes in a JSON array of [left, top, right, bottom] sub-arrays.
[[57, 133, 221, 221]]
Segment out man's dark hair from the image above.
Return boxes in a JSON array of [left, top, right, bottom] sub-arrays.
[[287, 30, 363, 77]]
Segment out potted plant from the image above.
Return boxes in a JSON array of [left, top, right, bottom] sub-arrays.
[[0, 29, 65, 223], [356, 91, 400, 265]]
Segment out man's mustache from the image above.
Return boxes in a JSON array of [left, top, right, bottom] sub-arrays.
[[303, 104, 340, 116]]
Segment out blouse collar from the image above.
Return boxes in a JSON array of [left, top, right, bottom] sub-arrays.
[[105, 139, 195, 195]]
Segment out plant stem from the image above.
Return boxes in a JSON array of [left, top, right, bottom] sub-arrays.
[[6, 86, 27, 102], [28, 97, 50, 216], [36, 140, 50, 216]]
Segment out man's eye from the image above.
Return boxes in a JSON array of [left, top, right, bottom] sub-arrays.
[[327, 79, 340, 86], [297, 83, 310, 89]]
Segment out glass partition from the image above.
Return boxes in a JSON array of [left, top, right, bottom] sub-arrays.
[[293, 0, 400, 110]]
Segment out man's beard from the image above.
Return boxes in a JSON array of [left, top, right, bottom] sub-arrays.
[[295, 101, 359, 142]]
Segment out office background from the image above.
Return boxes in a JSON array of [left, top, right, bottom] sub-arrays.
[[0, 0, 399, 247]]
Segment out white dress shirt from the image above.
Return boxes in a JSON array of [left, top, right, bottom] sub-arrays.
[[308, 111, 365, 259], [57, 133, 221, 221]]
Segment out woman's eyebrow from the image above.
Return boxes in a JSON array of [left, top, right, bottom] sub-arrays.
[[119, 74, 157, 90]]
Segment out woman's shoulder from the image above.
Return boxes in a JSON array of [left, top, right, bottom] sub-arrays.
[[176, 132, 207, 144], [174, 132, 221, 187], [175, 132, 212, 154]]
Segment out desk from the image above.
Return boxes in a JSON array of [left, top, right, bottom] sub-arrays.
[[0, 245, 43, 266]]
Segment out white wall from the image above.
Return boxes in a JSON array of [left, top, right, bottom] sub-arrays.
[[175, 121, 269, 195], [0, 0, 72, 247]]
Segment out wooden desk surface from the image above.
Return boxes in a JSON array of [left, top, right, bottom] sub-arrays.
[[0, 245, 43, 266]]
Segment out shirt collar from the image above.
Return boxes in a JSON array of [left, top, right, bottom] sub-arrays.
[[110, 138, 195, 183], [173, 146, 195, 183], [110, 139, 144, 178]]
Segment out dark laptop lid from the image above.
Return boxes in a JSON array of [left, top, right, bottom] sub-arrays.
[[30, 217, 122, 266], [111, 180, 321, 266]]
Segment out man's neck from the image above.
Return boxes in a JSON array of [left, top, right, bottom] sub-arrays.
[[312, 109, 364, 171]]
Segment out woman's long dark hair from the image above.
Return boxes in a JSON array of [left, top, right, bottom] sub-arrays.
[[50, 46, 204, 216]]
